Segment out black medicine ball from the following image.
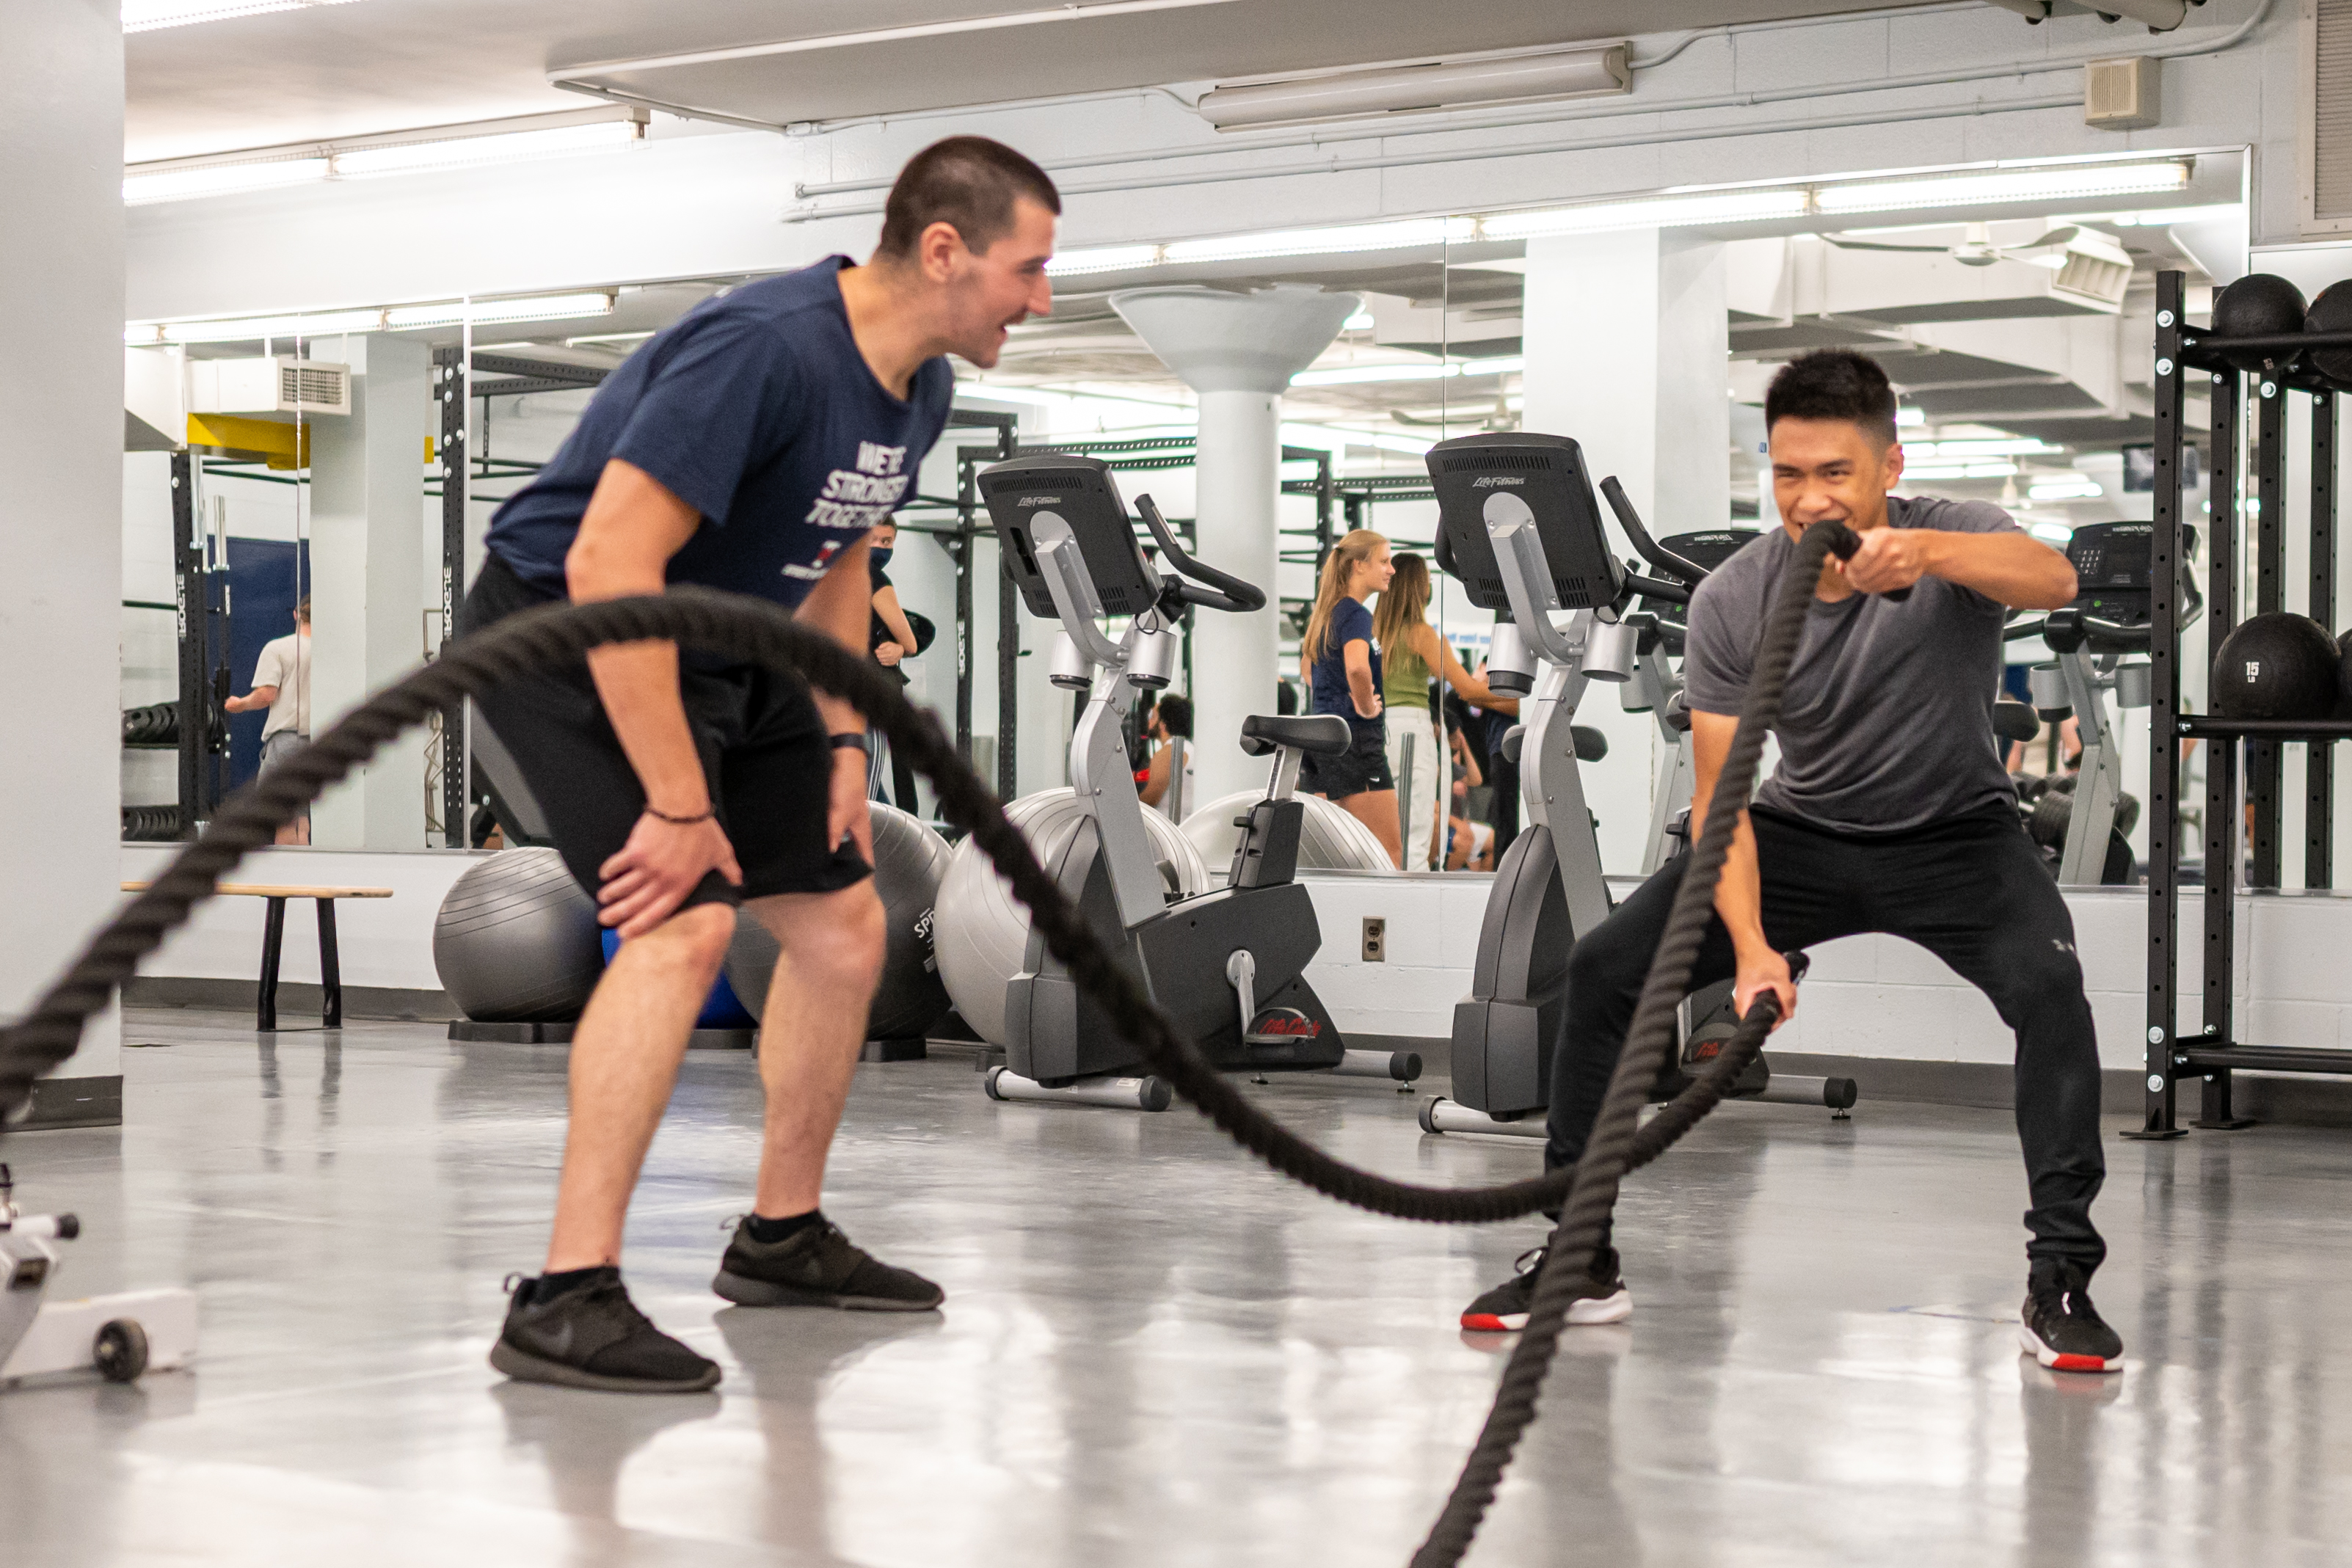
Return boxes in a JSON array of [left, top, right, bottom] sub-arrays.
[[2213, 274, 2308, 373], [2211, 613, 2339, 720], [2307, 279, 2352, 390]]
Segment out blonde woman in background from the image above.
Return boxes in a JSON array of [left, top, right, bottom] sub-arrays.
[[1372, 553, 1504, 870], [1298, 530, 1402, 865]]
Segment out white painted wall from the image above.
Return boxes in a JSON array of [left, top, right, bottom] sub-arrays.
[[4, 1, 125, 1090]]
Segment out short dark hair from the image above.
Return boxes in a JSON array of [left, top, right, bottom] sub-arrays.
[[877, 136, 1060, 260], [1154, 694, 1193, 738], [1763, 350, 1900, 448]]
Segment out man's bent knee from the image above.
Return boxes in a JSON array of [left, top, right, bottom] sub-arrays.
[[753, 884, 886, 991]]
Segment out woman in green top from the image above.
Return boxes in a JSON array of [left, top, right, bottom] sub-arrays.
[[1372, 554, 1503, 871]]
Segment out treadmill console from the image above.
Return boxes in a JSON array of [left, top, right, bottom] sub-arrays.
[[979, 454, 1163, 621], [2063, 520, 2201, 627], [1424, 433, 1626, 613]]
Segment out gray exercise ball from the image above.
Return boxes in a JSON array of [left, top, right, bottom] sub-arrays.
[[933, 788, 1209, 1047], [724, 801, 953, 1040], [434, 847, 605, 1022], [1179, 790, 1394, 873]]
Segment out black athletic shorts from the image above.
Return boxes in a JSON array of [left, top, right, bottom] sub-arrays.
[[460, 553, 871, 911], [1300, 731, 1393, 799]]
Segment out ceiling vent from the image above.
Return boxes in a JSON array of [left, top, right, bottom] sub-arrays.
[[188, 356, 350, 417], [2084, 56, 2160, 130], [2302, 0, 2352, 236]]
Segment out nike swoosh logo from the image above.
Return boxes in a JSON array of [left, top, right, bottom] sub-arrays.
[[539, 1320, 575, 1358]]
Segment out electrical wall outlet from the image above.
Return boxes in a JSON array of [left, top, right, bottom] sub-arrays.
[[1361, 916, 1386, 963]]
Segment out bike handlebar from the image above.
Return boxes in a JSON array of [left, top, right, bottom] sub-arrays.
[[1137, 494, 1265, 613]]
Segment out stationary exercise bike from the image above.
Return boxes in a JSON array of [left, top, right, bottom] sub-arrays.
[[970, 453, 1413, 1111], [1416, 432, 1857, 1139], [2006, 519, 2201, 884]]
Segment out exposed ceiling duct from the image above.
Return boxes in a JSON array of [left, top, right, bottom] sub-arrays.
[[1195, 44, 1629, 131]]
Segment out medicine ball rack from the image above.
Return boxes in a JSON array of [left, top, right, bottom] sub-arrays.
[[2138, 269, 2352, 1137]]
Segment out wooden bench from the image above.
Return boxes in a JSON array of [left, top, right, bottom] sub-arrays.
[[122, 883, 393, 1032]]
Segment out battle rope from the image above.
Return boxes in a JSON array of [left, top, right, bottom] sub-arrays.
[[1408, 517, 1845, 1566], [0, 519, 1854, 1564]]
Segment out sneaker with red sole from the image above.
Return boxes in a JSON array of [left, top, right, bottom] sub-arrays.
[[1460, 1244, 1631, 1332], [2017, 1261, 2124, 1374]]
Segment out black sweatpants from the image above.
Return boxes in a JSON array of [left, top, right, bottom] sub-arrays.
[[1545, 804, 2107, 1273]]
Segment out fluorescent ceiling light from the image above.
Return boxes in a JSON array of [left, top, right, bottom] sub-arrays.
[[1482, 189, 1810, 240], [1816, 161, 2188, 216], [387, 293, 614, 329], [1198, 44, 1629, 132], [2028, 478, 2104, 501], [1904, 461, 2018, 480], [1290, 354, 1523, 387], [124, 107, 647, 205], [2028, 522, 2076, 543], [123, 0, 363, 32], [567, 329, 655, 346], [1163, 217, 1474, 265], [1044, 244, 1162, 278], [1896, 406, 1925, 428], [1344, 310, 1375, 330], [1907, 438, 2056, 458], [2064, 203, 2241, 228], [333, 120, 643, 178], [124, 156, 328, 205], [128, 291, 613, 345]]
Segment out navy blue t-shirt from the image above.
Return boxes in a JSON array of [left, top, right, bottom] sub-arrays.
[[483, 257, 953, 609], [1309, 597, 1383, 746]]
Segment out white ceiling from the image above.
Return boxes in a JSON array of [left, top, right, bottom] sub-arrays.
[[128, 0, 1944, 163]]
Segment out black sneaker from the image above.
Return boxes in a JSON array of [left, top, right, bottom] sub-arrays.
[[489, 1268, 721, 1393], [2017, 1262, 2125, 1374], [1460, 1244, 1631, 1332], [713, 1218, 944, 1312]]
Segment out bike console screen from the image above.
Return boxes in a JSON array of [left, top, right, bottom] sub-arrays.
[[980, 454, 1163, 621], [1424, 433, 1625, 615]]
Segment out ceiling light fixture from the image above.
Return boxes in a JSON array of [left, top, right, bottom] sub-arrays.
[[1814, 160, 2188, 216], [123, 106, 647, 205], [1907, 438, 2058, 458], [1198, 43, 1631, 132], [127, 291, 614, 346], [2028, 477, 2105, 501], [1044, 244, 1163, 278], [123, 156, 330, 205], [1482, 189, 1810, 240], [1291, 354, 1523, 387], [1162, 217, 1477, 266], [123, 0, 363, 33], [1904, 461, 2020, 481]]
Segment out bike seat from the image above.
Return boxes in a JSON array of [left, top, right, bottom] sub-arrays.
[[1239, 714, 1350, 758]]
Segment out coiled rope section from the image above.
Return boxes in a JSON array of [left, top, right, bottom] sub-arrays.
[[0, 519, 1848, 1567]]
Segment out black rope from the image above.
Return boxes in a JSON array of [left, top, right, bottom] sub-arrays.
[[0, 521, 1853, 1564]]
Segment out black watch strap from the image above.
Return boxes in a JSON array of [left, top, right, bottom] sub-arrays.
[[830, 732, 870, 752]]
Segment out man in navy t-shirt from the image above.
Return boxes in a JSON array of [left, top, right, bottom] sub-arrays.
[[470, 136, 1060, 1395]]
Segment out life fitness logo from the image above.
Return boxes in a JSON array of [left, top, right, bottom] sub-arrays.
[[1250, 1007, 1324, 1040], [1470, 476, 1524, 487]]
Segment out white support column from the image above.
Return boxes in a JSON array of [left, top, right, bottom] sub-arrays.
[[1521, 230, 1730, 874], [1110, 285, 1358, 804], [0, 3, 125, 1123], [309, 335, 431, 849]]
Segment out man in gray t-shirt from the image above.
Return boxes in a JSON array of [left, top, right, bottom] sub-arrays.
[[1683, 493, 2018, 833], [1460, 350, 2125, 1376]]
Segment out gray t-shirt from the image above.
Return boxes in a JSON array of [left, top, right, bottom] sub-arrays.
[[1681, 495, 2017, 834]]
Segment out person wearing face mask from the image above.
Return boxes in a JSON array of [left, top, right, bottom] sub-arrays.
[[865, 518, 926, 812], [463, 136, 1060, 1394]]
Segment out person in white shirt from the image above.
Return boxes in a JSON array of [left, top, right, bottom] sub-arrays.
[[224, 597, 311, 844]]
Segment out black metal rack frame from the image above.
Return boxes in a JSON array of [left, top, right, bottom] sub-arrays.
[[2137, 269, 2352, 1137]]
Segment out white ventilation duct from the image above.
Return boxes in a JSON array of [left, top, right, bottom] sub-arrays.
[[1110, 285, 1358, 804], [1198, 45, 1629, 131]]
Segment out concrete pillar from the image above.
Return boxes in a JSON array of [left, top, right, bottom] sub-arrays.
[[0, 1, 124, 1125], [309, 335, 430, 849], [1521, 229, 1730, 874], [1110, 285, 1358, 803]]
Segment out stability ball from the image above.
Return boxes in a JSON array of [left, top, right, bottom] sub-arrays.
[[933, 790, 1209, 1048], [2307, 280, 2352, 390], [600, 927, 755, 1029], [434, 847, 605, 1022], [724, 801, 954, 1041], [1179, 790, 1396, 873], [2212, 613, 2339, 720], [2213, 274, 2307, 373]]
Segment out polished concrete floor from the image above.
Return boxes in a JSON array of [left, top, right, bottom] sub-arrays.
[[4, 1008, 2350, 1566]]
